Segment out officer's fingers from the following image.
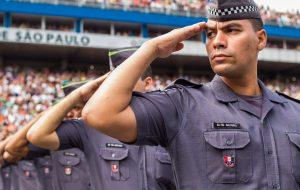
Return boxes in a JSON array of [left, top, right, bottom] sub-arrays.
[[95, 72, 111, 86], [3, 151, 16, 163], [177, 22, 207, 42], [0, 142, 6, 154], [5, 145, 29, 158], [4, 151, 23, 163], [175, 42, 184, 52], [5, 140, 27, 153]]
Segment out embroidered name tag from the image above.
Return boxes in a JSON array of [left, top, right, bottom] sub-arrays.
[[63, 152, 77, 157], [212, 122, 241, 129], [106, 143, 125, 148]]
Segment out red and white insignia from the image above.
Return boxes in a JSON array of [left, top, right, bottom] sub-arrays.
[[223, 155, 235, 168], [24, 171, 31, 177], [111, 164, 119, 173], [64, 166, 72, 176], [44, 167, 50, 174]]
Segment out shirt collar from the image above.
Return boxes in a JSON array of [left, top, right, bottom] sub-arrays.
[[210, 75, 287, 104], [210, 75, 238, 103]]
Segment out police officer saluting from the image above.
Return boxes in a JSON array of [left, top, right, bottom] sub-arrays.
[[82, 0, 300, 189], [26, 47, 176, 190]]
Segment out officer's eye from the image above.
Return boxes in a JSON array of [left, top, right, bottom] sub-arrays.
[[206, 31, 216, 39], [226, 28, 240, 34]]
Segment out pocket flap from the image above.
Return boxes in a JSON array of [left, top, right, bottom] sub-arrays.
[[57, 154, 80, 166], [36, 157, 52, 167], [20, 161, 35, 171], [2, 166, 11, 173], [155, 152, 171, 164], [287, 133, 300, 148], [99, 147, 128, 161], [204, 130, 250, 149]]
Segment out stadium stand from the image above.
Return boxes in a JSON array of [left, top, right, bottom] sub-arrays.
[[10, 0, 300, 28], [1, 66, 300, 138]]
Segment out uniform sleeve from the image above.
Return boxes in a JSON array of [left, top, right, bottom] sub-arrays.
[[130, 87, 185, 147], [25, 143, 50, 159], [56, 119, 86, 151]]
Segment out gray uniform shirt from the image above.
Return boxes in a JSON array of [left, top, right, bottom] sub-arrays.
[[56, 119, 141, 190], [130, 75, 300, 190], [51, 148, 91, 190]]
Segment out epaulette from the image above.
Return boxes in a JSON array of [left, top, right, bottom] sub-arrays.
[[165, 78, 202, 90], [276, 91, 300, 104]]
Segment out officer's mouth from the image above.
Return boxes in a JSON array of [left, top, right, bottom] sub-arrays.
[[212, 54, 231, 62]]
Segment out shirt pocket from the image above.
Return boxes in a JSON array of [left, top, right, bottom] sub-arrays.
[[204, 130, 252, 184], [57, 154, 81, 182], [155, 148, 177, 190], [36, 157, 53, 179], [286, 132, 300, 182], [99, 147, 130, 181], [19, 161, 38, 180]]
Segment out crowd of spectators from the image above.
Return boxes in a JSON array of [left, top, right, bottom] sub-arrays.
[[0, 66, 97, 140], [12, 0, 300, 27], [260, 5, 300, 28], [1, 66, 300, 139]]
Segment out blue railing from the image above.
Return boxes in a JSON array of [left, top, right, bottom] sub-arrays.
[[0, 0, 300, 39]]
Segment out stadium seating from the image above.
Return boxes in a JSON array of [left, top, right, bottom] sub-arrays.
[[1, 66, 299, 138]]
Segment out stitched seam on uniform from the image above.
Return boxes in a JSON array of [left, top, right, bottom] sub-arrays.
[[163, 87, 186, 145]]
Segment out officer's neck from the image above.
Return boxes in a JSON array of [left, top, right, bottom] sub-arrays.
[[221, 75, 262, 97]]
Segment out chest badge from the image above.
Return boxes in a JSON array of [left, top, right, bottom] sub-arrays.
[[4, 173, 10, 178], [111, 164, 119, 173], [64, 166, 72, 176], [24, 170, 31, 177], [223, 155, 235, 168], [44, 167, 50, 174]]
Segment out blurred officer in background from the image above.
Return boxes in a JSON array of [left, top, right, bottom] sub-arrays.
[[109, 47, 176, 190], [27, 47, 176, 190], [0, 83, 91, 190]]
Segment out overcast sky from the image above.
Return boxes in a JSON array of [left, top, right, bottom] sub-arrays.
[[254, 0, 300, 13]]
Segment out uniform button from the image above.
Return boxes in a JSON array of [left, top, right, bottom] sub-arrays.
[[226, 139, 233, 146], [112, 153, 116, 158]]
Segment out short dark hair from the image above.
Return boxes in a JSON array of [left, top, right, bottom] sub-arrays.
[[249, 18, 264, 31], [141, 66, 152, 80]]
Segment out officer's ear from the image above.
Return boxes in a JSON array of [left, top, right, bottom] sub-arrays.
[[143, 77, 153, 92], [257, 29, 267, 51]]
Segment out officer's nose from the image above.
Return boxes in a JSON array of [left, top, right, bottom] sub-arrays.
[[212, 31, 227, 50]]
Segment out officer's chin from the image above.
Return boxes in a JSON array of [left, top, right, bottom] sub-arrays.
[[212, 63, 231, 76]]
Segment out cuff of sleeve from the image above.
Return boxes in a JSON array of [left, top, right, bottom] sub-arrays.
[[130, 97, 149, 145], [56, 126, 70, 150]]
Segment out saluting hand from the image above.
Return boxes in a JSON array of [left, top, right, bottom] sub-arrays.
[[0, 138, 8, 167], [3, 148, 29, 163], [74, 72, 110, 104], [3, 134, 29, 163], [0, 136, 14, 166], [149, 22, 207, 58]]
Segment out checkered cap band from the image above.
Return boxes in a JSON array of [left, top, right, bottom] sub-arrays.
[[208, 5, 259, 16]]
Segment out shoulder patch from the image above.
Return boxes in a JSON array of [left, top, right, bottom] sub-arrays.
[[165, 78, 202, 90], [276, 91, 300, 104]]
